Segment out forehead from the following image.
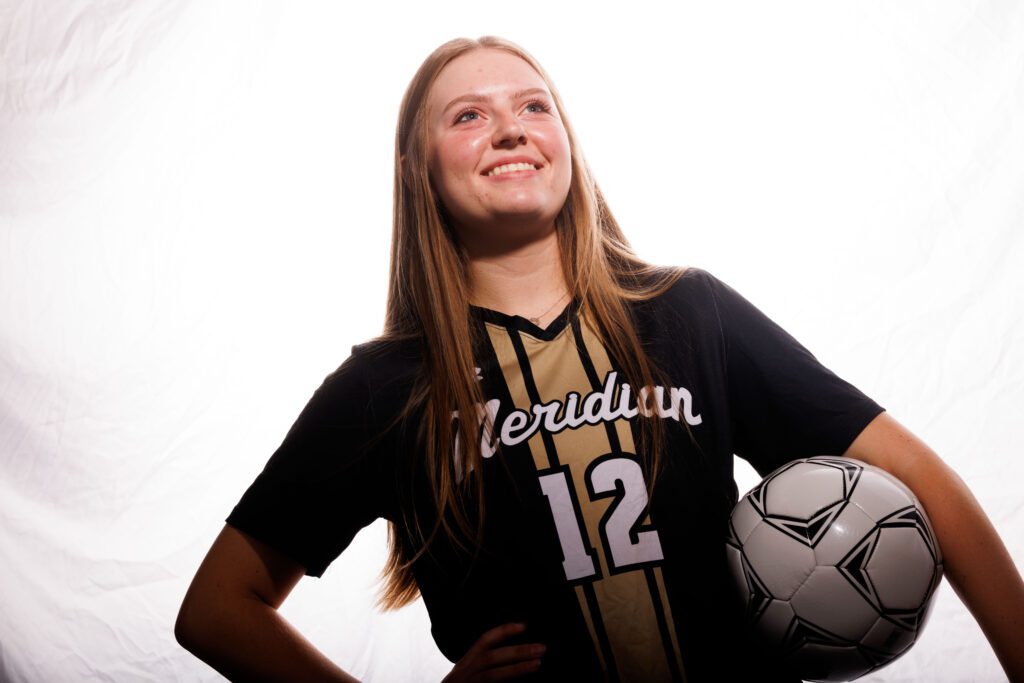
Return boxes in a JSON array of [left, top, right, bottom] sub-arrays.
[[428, 49, 549, 114]]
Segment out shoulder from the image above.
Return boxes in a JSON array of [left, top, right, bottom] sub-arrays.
[[327, 335, 424, 383], [666, 266, 733, 297], [617, 267, 731, 361], [350, 334, 425, 361], [312, 335, 425, 421], [640, 266, 764, 324], [631, 266, 726, 321]]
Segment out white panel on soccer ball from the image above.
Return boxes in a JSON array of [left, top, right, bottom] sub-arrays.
[[811, 502, 877, 567], [764, 461, 846, 520], [790, 566, 880, 641], [866, 527, 936, 610], [751, 599, 796, 650], [792, 643, 874, 683], [730, 496, 763, 545], [848, 469, 916, 522], [743, 521, 817, 600], [861, 615, 917, 656]]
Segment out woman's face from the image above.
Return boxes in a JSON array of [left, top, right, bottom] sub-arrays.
[[425, 49, 572, 250]]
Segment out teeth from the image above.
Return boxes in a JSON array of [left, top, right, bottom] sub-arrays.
[[487, 162, 537, 176]]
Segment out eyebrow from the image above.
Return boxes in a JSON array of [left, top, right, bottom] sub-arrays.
[[440, 87, 550, 115]]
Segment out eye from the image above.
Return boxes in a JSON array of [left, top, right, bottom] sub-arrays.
[[454, 108, 479, 124], [525, 100, 552, 114]]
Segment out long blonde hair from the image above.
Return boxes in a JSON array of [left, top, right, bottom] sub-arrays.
[[377, 36, 685, 610]]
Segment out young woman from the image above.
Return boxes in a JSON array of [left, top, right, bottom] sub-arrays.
[[176, 37, 1024, 682]]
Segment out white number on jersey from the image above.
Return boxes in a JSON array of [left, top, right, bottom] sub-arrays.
[[538, 455, 664, 581]]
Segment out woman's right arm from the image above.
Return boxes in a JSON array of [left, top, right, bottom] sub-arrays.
[[177, 526, 546, 682], [175, 524, 360, 682]]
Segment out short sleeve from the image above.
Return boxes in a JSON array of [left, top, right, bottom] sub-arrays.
[[702, 271, 885, 476], [225, 351, 394, 577]]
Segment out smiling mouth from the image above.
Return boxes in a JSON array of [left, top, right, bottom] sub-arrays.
[[485, 162, 541, 177]]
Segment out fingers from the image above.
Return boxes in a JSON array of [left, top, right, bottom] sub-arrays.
[[478, 656, 542, 682], [468, 622, 528, 654], [484, 642, 546, 669], [447, 622, 546, 683]]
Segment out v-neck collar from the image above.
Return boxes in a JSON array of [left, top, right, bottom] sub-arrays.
[[469, 298, 579, 341]]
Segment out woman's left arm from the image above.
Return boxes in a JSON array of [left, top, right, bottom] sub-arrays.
[[844, 412, 1024, 682]]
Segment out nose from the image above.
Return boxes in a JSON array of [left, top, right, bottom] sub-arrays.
[[492, 111, 527, 148]]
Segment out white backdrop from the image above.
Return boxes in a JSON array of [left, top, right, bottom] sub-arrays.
[[2, 1, 1022, 681]]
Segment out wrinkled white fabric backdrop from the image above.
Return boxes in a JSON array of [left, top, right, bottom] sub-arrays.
[[1, 1, 1021, 681]]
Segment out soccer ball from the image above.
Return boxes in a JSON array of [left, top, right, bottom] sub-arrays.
[[725, 456, 943, 682]]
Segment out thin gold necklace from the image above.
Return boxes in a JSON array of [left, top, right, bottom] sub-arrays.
[[527, 291, 570, 326]]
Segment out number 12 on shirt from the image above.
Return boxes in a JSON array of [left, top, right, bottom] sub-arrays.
[[538, 454, 665, 581]]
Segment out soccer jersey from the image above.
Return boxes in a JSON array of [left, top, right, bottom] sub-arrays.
[[225, 268, 885, 682]]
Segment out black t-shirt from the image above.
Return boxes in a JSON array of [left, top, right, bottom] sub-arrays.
[[226, 268, 885, 682]]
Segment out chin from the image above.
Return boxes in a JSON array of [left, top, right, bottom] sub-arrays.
[[491, 207, 557, 227], [456, 212, 556, 251], [489, 197, 561, 220]]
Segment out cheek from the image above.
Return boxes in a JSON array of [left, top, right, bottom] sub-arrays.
[[429, 164, 471, 218], [429, 139, 483, 215], [428, 151, 464, 207], [552, 131, 573, 193], [438, 134, 487, 181], [535, 124, 572, 183]]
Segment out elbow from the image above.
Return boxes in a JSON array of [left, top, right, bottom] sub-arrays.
[[175, 596, 211, 654], [174, 601, 197, 651]]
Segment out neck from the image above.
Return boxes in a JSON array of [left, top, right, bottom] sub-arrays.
[[466, 229, 569, 326]]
